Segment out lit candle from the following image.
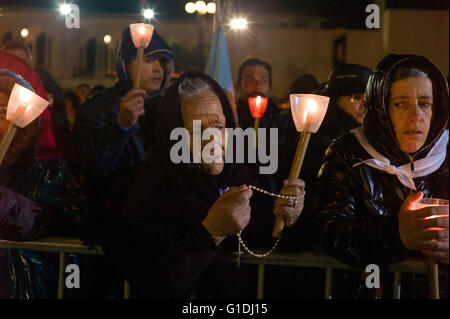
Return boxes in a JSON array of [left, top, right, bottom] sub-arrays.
[[248, 95, 268, 148], [129, 23, 154, 49], [248, 95, 268, 118], [410, 198, 449, 299], [129, 23, 155, 89], [272, 94, 329, 238], [0, 83, 49, 164]]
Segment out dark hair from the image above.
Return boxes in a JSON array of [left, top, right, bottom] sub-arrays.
[[237, 58, 272, 88], [64, 92, 81, 111], [76, 83, 90, 91], [290, 73, 319, 94], [386, 65, 431, 103], [2, 41, 32, 65]]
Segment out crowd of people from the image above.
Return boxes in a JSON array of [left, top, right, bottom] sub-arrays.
[[0, 25, 448, 299]]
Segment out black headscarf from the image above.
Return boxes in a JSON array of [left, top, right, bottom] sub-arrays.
[[363, 54, 449, 166], [123, 70, 277, 248]]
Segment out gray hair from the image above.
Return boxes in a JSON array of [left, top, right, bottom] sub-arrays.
[[391, 67, 428, 83], [178, 77, 212, 98]]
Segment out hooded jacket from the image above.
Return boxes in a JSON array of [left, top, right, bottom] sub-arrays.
[[73, 29, 174, 219], [101, 70, 284, 298], [310, 54, 449, 267]]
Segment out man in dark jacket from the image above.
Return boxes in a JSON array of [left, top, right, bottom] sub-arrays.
[[311, 54, 449, 298], [103, 71, 305, 298], [235, 58, 280, 129], [73, 27, 174, 223]]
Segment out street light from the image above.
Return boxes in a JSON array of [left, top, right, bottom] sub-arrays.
[[185, 2, 196, 13], [143, 9, 154, 20], [195, 1, 207, 13], [20, 28, 29, 38], [59, 3, 72, 15], [206, 2, 216, 14], [104, 34, 112, 44], [186, 1, 216, 14], [230, 18, 247, 30]]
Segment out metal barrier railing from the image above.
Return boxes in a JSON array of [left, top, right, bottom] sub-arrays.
[[224, 250, 430, 299], [0, 237, 433, 299]]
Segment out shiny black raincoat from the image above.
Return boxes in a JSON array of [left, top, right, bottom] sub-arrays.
[[311, 54, 449, 269]]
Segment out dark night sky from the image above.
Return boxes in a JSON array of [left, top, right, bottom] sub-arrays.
[[1, 0, 448, 27]]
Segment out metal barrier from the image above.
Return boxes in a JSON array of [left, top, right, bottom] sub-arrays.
[[228, 250, 429, 299], [0, 237, 433, 299], [0, 237, 131, 299]]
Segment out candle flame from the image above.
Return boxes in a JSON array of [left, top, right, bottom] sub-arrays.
[[256, 95, 261, 106], [138, 26, 146, 34], [19, 87, 32, 103], [303, 99, 318, 124]]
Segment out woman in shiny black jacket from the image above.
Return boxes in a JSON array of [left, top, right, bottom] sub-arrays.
[[310, 54, 448, 297]]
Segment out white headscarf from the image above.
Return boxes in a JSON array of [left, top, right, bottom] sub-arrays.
[[351, 127, 448, 190]]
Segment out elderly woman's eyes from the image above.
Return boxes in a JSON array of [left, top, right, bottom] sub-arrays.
[[419, 101, 433, 108]]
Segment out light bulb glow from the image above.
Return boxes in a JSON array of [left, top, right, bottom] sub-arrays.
[[104, 34, 112, 44], [206, 2, 216, 14], [185, 2, 196, 13], [230, 18, 248, 30], [195, 1, 207, 12], [20, 28, 29, 38], [143, 9, 154, 19], [59, 4, 72, 15]]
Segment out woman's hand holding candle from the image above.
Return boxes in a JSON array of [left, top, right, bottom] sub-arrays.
[[398, 191, 449, 264], [273, 178, 305, 227]]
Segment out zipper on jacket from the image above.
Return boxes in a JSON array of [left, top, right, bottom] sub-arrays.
[[408, 155, 414, 172]]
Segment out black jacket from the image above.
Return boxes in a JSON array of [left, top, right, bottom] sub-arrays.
[[103, 71, 285, 298], [310, 54, 449, 267], [73, 30, 174, 220]]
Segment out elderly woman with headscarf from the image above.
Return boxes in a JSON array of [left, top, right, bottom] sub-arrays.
[[310, 54, 448, 298], [101, 70, 305, 298]]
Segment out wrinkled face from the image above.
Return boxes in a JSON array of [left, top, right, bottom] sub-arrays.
[[238, 65, 271, 99], [126, 54, 166, 96], [389, 76, 433, 154], [181, 90, 226, 175], [337, 92, 365, 124]]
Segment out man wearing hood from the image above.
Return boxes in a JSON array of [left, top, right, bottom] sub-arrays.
[[310, 54, 449, 298], [73, 27, 174, 222], [101, 71, 305, 298]]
